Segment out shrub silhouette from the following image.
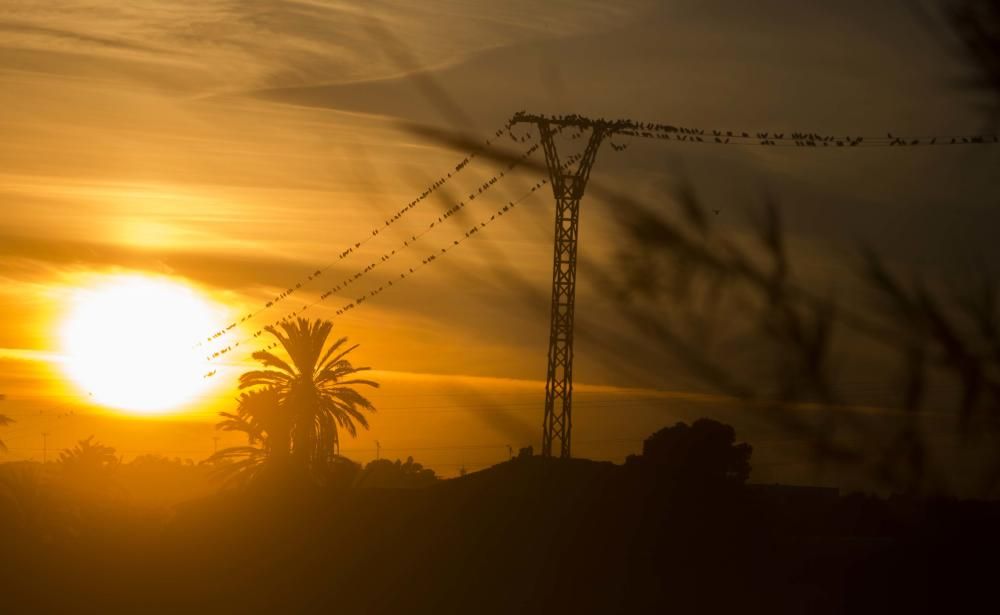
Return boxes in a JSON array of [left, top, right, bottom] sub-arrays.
[[356, 456, 438, 488], [628, 418, 752, 483], [58, 436, 119, 479]]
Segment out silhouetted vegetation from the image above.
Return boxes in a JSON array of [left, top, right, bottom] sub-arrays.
[[2, 4, 998, 613], [414, 119, 1000, 494], [206, 318, 378, 486], [2, 420, 998, 613], [627, 418, 752, 484], [604, 179, 1000, 495], [392, 2, 1000, 501], [58, 435, 119, 479], [356, 456, 438, 488]]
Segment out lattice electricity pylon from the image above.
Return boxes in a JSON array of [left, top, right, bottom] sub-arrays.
[[511, 113, 631, 458]]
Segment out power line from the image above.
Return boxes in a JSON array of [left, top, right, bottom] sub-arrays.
[[202, 160, 561, 378], [208, 147, 588, 374], [513, 112, 999, 148], [198, 123, 587, 365], [197, 119, 534, 350], [22, 110, 998, 468], [615, 127, 999, 147], [209, 138, 594, 373], [507, 110, 1000, 460], [202, 142, 544, 371], [178, 396, 683, 421]]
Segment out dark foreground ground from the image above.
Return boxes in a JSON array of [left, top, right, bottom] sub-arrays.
[[2, 457, 998, 614]]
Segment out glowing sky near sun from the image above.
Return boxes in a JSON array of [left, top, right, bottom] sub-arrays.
[[0, 1, 998, 479], [59, 275, 225, 414]]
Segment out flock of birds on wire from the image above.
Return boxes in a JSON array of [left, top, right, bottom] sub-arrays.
[[511, 112, 999, 148], [201, 119, 550, 377], [198, 112, 999, 379]]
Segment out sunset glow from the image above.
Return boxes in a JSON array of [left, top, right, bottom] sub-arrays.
[[2, 1, 1000, 611], [59, 275, 222, 415]]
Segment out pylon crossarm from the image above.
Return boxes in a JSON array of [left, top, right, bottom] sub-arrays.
[[512, 112, 636, 133]]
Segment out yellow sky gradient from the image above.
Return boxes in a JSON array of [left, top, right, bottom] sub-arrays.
[[0, 2, 654, 473]]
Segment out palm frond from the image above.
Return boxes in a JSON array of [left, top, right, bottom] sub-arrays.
[[331, 411, 359, 438], [308, 320, 334, 366], [336, 402, 371, 431], [316, 338, 353, 374], [327, 387, 377, 411], [322, 377, 380, 390], [239, 369, 293, 389], [216, 318, 378, 482], [248, 351, 297, 377], [205, 445, 265, 461], [202, 446, 268, 484], [216, 411, 263, 442], [264, 324, 292, 353], [316, 362, 378, 386], [273, 318, 331, 376]]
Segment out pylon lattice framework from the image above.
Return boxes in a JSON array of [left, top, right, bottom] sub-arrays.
[[512, 113, 631, 458]]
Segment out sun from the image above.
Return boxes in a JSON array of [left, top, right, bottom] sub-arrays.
[[59, 275, 224, 415]]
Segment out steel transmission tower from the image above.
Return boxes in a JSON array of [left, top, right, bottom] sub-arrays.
[[511, 113, 627, 458]]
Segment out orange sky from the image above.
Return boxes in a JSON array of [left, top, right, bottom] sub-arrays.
[[2, 1, 998, 483]]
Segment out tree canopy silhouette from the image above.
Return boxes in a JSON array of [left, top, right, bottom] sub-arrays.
[[357, 456, 438, 488], [58, 436, 120, 481], [628, 418, 752, 484], [207, 318, 378, 484]]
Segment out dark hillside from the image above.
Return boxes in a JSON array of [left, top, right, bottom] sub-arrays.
[[5, 455, 997, 613]]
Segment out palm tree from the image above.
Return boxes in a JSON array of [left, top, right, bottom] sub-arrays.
[[208, 388, 283, 484], [58, 436, 120, 478], [0, 394, 13, 452], [209, 318, 378, 482]]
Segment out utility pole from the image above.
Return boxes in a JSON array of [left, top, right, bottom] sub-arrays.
[[511, 112, 626, 458], [375, 440, 380, 461]]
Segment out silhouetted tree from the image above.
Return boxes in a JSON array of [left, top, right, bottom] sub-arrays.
[[207, 318, 378, 484], [325, 455, 363, 489], [207, 388, 282, 484], [608, 179, 1000, 494], [399, 6, 1000, 496], [356, 456, 438, 488], [129, 454, 196, 469], [628, 419, 752, 484], [0, 463, 49, 535], [58, 436, 120, 481]]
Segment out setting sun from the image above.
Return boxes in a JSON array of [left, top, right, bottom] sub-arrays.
[[59, 275, 223, 415]]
